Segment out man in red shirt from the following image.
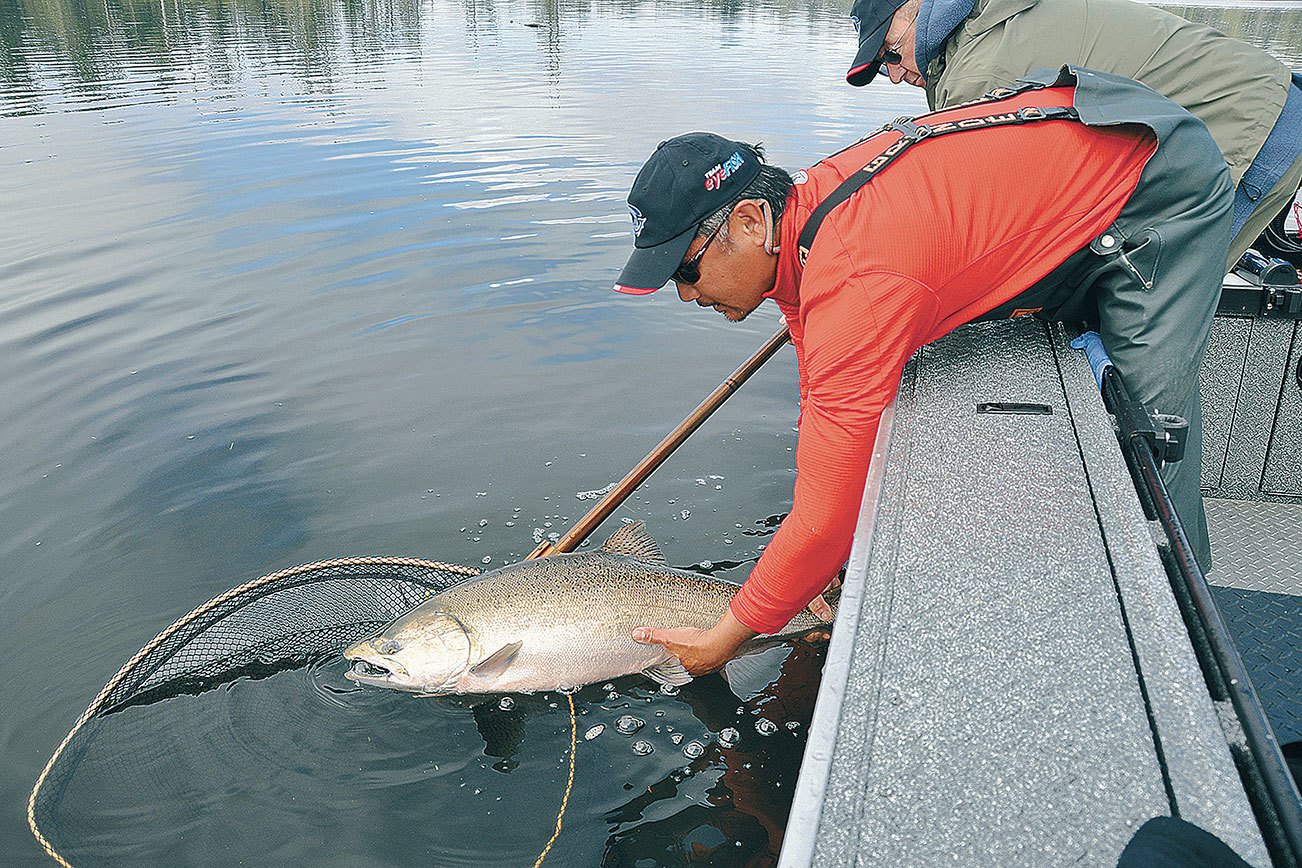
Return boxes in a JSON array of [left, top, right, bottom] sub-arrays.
[[618, 67, 1231, 674]]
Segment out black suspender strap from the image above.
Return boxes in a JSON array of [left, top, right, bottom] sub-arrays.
[[795, 97, 1080, 266]]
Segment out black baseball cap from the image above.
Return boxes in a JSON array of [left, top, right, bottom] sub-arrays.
[[614, 133, 761, 295], [846, 0, 911, 86]]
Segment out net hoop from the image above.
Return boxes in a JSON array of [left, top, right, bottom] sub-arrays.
[[28, 556, 481, 867]]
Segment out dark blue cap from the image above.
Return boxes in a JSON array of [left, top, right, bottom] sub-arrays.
[[847, 0, 911, 86], [614, 133, 761, 294]]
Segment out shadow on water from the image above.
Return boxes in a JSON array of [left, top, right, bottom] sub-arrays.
[[600, 642, 826, 866]]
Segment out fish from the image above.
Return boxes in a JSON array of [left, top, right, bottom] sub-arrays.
[[342, 521, 836, 695]]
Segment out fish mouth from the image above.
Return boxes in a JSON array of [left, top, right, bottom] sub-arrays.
[[343, 642, 409, 686], [346, 659, 394, 681]]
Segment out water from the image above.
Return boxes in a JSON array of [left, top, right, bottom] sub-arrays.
[[1, 0, 1296, 864]]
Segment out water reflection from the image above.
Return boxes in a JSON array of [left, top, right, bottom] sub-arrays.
[[1158, 4, 1302, 65], [2, 0, 864, 117]]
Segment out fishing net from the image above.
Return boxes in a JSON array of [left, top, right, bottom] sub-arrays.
[[27, 556, 481, 867]]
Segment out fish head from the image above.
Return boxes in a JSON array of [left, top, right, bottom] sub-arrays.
[[343, 609, 472, 694]]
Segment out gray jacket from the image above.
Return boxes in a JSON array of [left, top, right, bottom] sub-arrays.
[[923, 0, 1293, 186]]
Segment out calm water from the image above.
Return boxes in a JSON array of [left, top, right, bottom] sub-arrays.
[[1, 0, 1297, 864]]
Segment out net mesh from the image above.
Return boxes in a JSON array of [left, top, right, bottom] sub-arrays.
[[28, 556, 480, 866]]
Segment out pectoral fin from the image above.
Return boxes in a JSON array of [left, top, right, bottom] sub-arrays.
[[721, 648, 781, 701], [642, 658, 693, 688], [469, 641, 523, 678]]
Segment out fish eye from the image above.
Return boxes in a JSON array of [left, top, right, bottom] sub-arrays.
[[377, 639, 401, 655]]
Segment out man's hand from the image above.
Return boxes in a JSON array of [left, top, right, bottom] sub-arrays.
[[632, 610, 757, 676], [806, 573, 843, 621]]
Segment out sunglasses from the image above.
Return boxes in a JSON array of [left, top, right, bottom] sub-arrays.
[[671, 218, 727, 286]]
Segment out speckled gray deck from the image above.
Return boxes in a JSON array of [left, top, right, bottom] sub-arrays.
[[784, 319, 1268, 867], [1206, 497, 1302, 745]]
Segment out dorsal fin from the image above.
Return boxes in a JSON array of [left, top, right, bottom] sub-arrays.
[[469, 641, 522, 678], [600, 521, 666, 564]]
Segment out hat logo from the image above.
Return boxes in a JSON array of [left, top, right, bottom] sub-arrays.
[[704, 151, 746, 191], [850, 14, 861, 32], [628, 203, 646, 237]]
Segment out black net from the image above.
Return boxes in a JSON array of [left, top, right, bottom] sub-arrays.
[[29, 557, 480, 866]]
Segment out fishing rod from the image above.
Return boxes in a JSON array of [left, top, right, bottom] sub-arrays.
[[1076, 333, 1302, 866], [527, 323, 792, 559]]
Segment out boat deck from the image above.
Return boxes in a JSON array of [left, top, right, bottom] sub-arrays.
[[1207, 498, 1302, 749], [782, 318, 1287, 866]]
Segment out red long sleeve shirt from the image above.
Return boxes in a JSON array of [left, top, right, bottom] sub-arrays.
[[730, 85, 1157, 633]]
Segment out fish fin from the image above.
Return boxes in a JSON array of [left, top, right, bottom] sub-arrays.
[[469, 641, 523, 678], [601, 520, 666, 564], [642, 658, 693, 687], [721, 648, 782, 701]]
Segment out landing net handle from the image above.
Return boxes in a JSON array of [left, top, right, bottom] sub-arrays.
[[530, 324, 791, 558]]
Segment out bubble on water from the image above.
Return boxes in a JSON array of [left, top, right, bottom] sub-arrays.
[[786, 721, 800, 731], [715, 485, 723, 490], [700, 560, 713, 570], [602, 683, 615, 691], [498, 697, 515, 711], [723, 538, 733, 545], [482, 556, 492, 564], [695, 478, 707, 486], [577, 482, 618, 501], [505, 521, 515, 527], [606, 691, 620, 702], [679, 510, 691, 520], [584, 725, 605, 741], [478, 518, 488, 527], [755, 718, 778, 736], [683, 741, 706, 759], [670, 733, 684, 745], [558, 684, 580, 695], [632, 740, 654, 756], [659, 683, 679, 696], [532, 528, 545, 543], [718, 727, 740, 748], [616, 715, 644, 735]]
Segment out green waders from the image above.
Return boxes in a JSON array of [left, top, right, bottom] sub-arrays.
[[1003, 104, 1234, 570]]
